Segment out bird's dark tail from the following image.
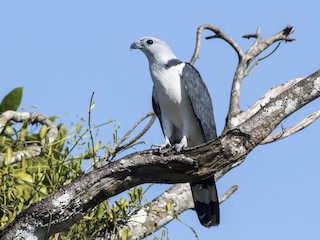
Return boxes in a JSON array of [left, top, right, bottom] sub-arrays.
[[190, 176, 220, 227]]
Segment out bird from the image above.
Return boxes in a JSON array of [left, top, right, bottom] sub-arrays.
[[131, 36, 220, 227]]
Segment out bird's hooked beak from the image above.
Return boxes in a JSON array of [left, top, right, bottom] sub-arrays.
[[130, 41, 143, 50]]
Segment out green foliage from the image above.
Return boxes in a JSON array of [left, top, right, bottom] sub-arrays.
[[0, 88, 83, 231], [0, 87, 23, 114], [0, 117, 80, 230], [0, 88, 153, 239]]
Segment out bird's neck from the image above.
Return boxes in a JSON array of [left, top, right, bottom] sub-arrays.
[[148, 55, 179, 71], [145, 49, 177, 67]]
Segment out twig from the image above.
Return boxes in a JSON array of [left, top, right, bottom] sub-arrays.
[[84, 112, 156, 173], [219, 184, 239, 204], [261, 110, 320, 144], [0, 111, 58, 144], [64, 121, 112, 160], [244, 41, 282, 77], [174, 216, 199, 240], [189, 24, 244, 65], [88, 92, 96, 162], [245, 25, 295, 68], [110, 112, 156, 156]]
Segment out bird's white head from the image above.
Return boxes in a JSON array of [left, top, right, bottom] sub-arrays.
[[130, 36, 177, 65]]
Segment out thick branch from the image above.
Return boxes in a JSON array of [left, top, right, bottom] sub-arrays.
[[1, 69, 319, 240], [230, 77, 303, 127]]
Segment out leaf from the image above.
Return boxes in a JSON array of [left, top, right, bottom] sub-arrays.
[[39, 125, 48, 139], [0, 87, 23, 114], [89, 102, 95, 112], [97, 203, 105, 218], [49, 116, 59, 122], [6, 147, 13, 164], [121, 227, 131, 240], [94, 141, 101, 152], [3, 125, 12, 135], [15, 185, 32, 200], [76, 123, 83, 134], [166, 201, 172, 214], [20, 121, 28, 141], [20, 128, 28, 141], [39, 186, 48, 195], [11, 172, 34, 183], [162, 229, 166, 239]]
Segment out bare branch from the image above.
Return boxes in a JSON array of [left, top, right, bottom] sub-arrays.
[[242, 27, 261, 39], [0, 111, 58, 166], [190, 25, 295, 130], [124, 184, 193, 240], [84, 112, 156, 173], [189, 24, 244, 65], [88, 92, 97, 161], [245, 25, 295, 68], [244, 41, 282, 77], [110, 112, 156, 156], [219, 184, 239, 204], [261, 110, 320, 144], [118, 183, 238, 239], [230, 77, 303, 127], [224, 25, 296, 130], [0, 145, 42, 166]]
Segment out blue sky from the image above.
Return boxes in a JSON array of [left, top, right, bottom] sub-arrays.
[[0, 1, 319, 239]]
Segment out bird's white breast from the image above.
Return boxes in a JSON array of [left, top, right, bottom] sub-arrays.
[[151, 63, 186, 129], [152, 63, 185, 104], [151, 62, 204, 146]]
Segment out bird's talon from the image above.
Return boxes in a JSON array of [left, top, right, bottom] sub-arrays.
[[152, 143, 171, 151], [173, 143, 186, 152]]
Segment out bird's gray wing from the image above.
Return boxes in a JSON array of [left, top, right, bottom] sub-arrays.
[[181, 63, 217, 141], [181, 63, 220, 227], [152, 86, 163, 129]]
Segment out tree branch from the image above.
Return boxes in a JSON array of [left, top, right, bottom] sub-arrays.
[[190, 24, 244, 65], [190, 25, 296, 132], [116, 183, 239, 240], [230, 77, 303, 127], [224, 25, 295, 130], [1, 68, 319, 240], [109, 112, 156, 157], [261, 109, 320, 144], [244, 25, 295, 68], [0, 111, 58, 166], [85, 112, 156, 173]]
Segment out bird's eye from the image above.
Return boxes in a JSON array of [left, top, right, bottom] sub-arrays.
[[146, 39, 153, 45]]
